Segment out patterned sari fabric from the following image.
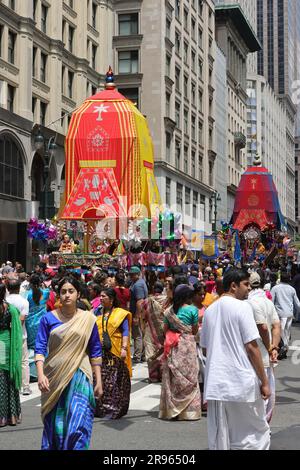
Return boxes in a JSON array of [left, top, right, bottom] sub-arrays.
[[159, 307, 201, 421], [42, 369, 95, 450], [94, 351, 131, 419], [26, 292, 49, 379], [0, 306, 22, 427], [143, 295, 168, 382], [95, 308, 132, 419]]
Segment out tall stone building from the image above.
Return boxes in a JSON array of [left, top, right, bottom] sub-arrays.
[[215, 4, 260, 219], [214, 0, 257, 74], [257, 0, 297, 231]]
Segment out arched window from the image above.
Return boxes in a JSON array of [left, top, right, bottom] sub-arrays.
[[0, 134, 24, 198], [31, 153, 44, 202]]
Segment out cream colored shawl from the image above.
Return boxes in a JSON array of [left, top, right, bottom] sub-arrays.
[[41, 310, 96, 422]]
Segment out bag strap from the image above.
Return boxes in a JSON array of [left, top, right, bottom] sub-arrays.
[[102, 309, 113, 333]]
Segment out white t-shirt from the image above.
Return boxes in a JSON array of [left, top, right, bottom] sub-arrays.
[[247, 289, 280, 368], [200, 296, 260, 403], [6, 293, 29, 340]]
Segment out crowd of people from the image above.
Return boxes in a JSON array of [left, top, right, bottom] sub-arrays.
[[0, 256, 300, 450]]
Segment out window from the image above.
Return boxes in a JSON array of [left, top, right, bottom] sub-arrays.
[[33, 0, 38, 21], [40, 52, 47, 83], [32, 46, 37, 77], [41, 4, 48, 34], [69, 26, 75, 53], [175, 31, 181, 55], [209, 161, 214, 186], [176, 183, 183, 211], [198, 120, 203, 145], [198, 155, 203, 180], [199, 88, 203, 111], [92, 2, 97, 29], [92, 44, 97, 69], [184, 75, 188, 98], [40, 101, 47, 126], [184, 41, 188, 63], [8, 0, 15, 10], [191, 50, 196, 72], [68, 0, 74, 8], [32, 97, 37, 117], [184, 146, 189, 173], [185, 187, 191, 215], [166, 17, 171, 39], [7, 85, 15, 113], [184, 109, 189, 134], [118, 50, 138, 74], [118, 13, 138, 35], [175, 66, 181, 91], [0, 134, 24, 198], [68, 71, 74, 98], [198, 27, 203, 48], [184, 8, 188, 29], [92, 85, 97, 95], [62, 65, 65, 94], [175, 141, 181, 169], [8, 31, 16, 64], [175, 0, 180, 20], [166, 92, 170, 117], [166, 54, 171, 76], [166, 177, 171, 207], [191, 150, 196, 175], [118, 88, 139, 108], [191, 82, 196, 105], [200, 194, 206, 220], [166, 132, 171, 162], [175, 101, 181, 128], [0, 26, 3, 57], [191, 115, 196, 140], [198, 59, 203, 79], [193, 191, 198, 219]]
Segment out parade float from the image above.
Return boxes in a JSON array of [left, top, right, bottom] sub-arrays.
[[219, 155, 291, 264], [33, 68, 185, 271]]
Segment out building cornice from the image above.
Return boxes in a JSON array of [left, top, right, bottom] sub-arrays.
[[0, 58, 19, 78], [32, 78, 51, 96], [63, 1, 77, 19]]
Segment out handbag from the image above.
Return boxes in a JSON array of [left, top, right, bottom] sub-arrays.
[[102, 311, 112, 351]]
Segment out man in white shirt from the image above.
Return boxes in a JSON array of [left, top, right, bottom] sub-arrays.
[[200, 268, 271, 450], [247, 272, 281, 423], [6, 279, 31, 395]]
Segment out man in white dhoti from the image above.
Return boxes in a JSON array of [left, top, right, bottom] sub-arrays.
[[200, 268, 271, 450], [248, 272, 281, 423]]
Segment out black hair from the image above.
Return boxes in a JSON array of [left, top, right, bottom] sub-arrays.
[[7, 280, 21, 293], [153, 281, 164, 294], [30, 274, 42, 305], [173, 275, 189, 292], [115, 272, 125, 286], [88, 282, 102, 296], [222, 268, 250, 292], [38, 262, 47, 271], [280, 271, 290, 284], [57, 276, 81, 295], [270, 272, 278, 289], [193, 281, 206, 294], [173, 287, 194, 314], [100, 287, 120, 308], [79, 282, 90, 301]]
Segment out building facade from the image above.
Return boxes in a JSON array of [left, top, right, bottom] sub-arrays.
[[246, 75, 287, 216], [0, 0, 112, 267], [215, 4, 260, 220], [257, 0, 297, 230], [214, 0, 258, 75], [112, 0, 217, 234]]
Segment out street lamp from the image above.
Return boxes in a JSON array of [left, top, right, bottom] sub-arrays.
[[210, 191, 221, 234], [34, 128, 57, 220]]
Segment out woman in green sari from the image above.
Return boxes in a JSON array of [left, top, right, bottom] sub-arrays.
[[0, 283, 23, 427]]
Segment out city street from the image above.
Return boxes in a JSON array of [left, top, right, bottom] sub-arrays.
[[1, 325, 300, 451]]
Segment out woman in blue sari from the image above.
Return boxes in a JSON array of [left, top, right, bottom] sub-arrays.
[[35, 276, 103, 450], [26, 274, 50, 380]]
